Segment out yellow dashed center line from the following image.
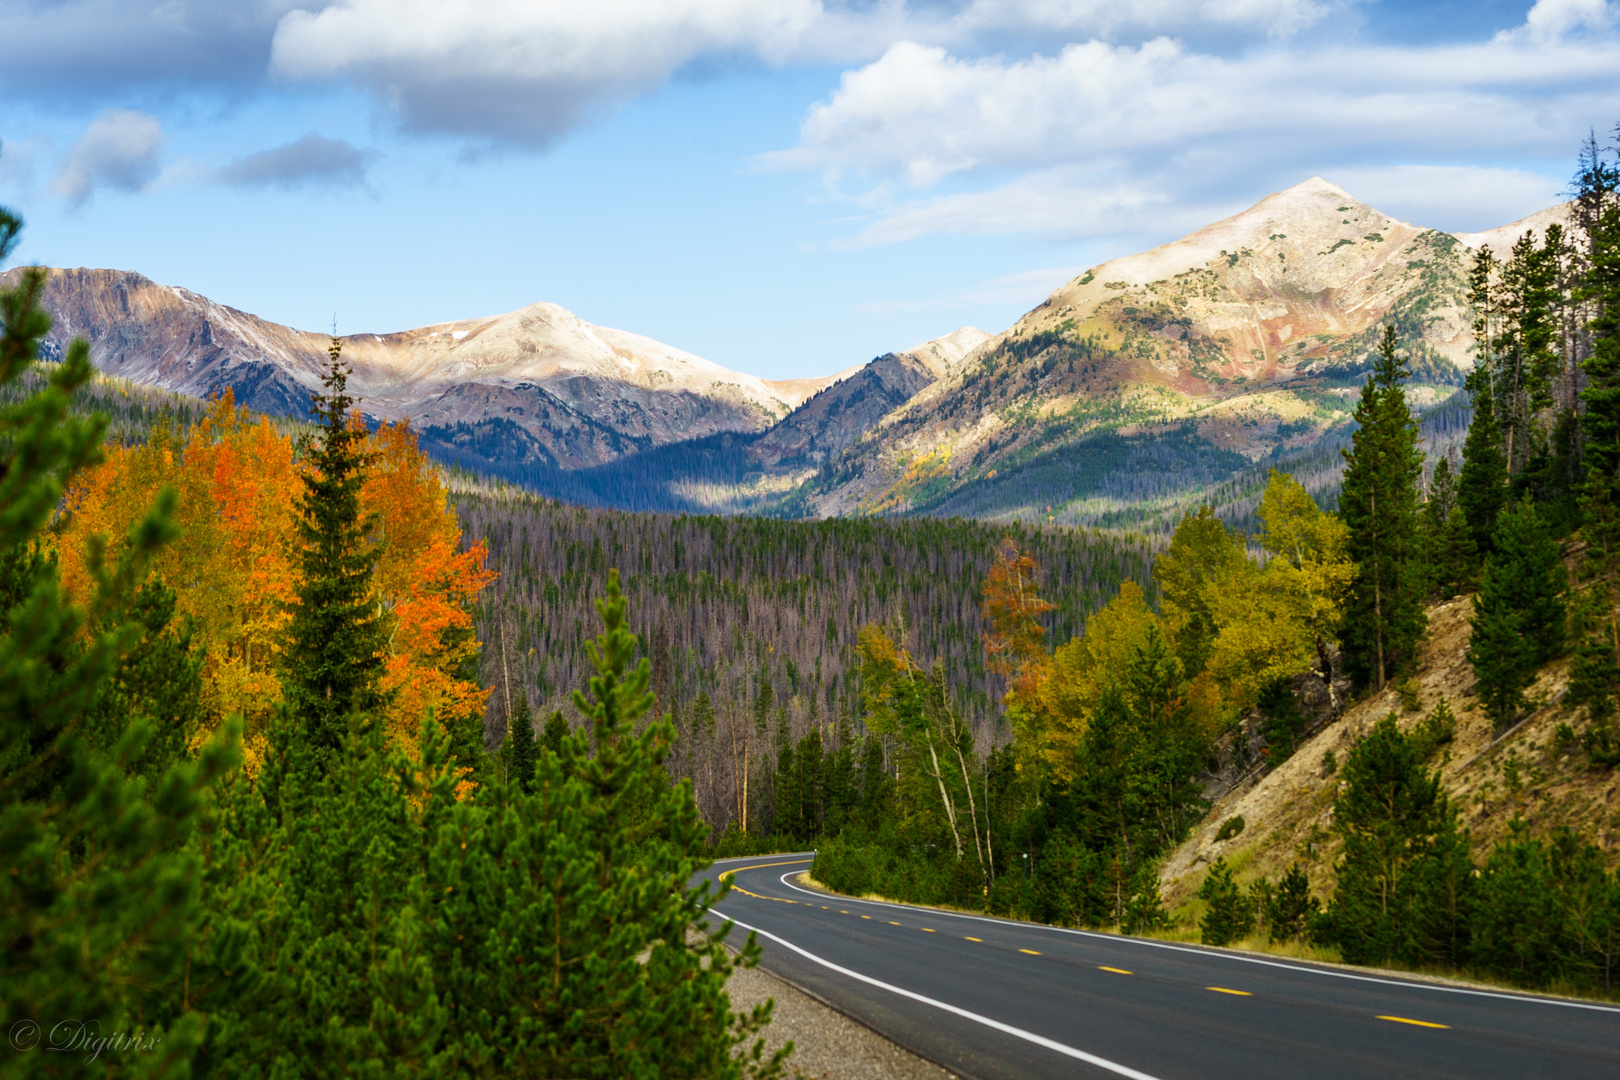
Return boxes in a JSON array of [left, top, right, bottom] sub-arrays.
[[1019, 948, 1042, 956], [888, 921, 903, 926], [1099, 966, 1132, 975], [861, 915, 871, 920], [964, 936, 983, 942], [717, 859, 814, 904], [1207, 987, 1251, 996], [840, 911, 849, 915], [1378, 1016, 1449, 1029]]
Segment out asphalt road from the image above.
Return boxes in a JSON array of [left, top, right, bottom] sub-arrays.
[[700, 854, 1620, 1080]]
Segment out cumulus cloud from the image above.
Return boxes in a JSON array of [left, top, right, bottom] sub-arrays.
[[53, 109, 165, 206], [0, 0, 1355, 148], [217, 134, 374, 189], [261, 0, 1340, 145], [268, 0, 826, 145], [772, 2, 1620, 244], [1510, 0, 1616, 44]]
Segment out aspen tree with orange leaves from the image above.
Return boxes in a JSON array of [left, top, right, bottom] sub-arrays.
[[55, 386, 493, 778]]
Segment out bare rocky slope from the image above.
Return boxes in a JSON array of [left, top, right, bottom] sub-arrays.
[[800, 180, 1568, 527], [7, 267, 850, 470]]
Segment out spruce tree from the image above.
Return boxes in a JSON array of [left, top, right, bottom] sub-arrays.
[[507, 687, 538, 793], [1198, 858, 1253, 946], [1469, 500, 1567, 729], [1265, 864, 1320, 943], [541, 708, 570, 757], [1580, 138, 1620, 542], [284, 338, 386, 757], [1340, 325, 1428, 688], [1460, 368, 1509, 561]]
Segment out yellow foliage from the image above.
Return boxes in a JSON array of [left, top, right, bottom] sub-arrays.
[[1028, 582, 1164, 782], [1205, 471, 1353, 709]]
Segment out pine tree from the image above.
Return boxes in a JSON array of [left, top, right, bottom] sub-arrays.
[[283, 338, 387, 756], [542, 708, 569, 757], [0, 210, 238, 1073], [1580, 135, 1620, 541], [1328, 714, 1470, 965], [1469, 500, 1568, 729], [1265, 864, 1320, 943], [1198, 858, 1253, 946], [1340, 325, 1428, 688], [1460, 368, 1510, 561]]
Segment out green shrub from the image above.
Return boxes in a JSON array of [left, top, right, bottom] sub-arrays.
[[1215, 815, 1246, 842], [1265, 864, 1321, 942]]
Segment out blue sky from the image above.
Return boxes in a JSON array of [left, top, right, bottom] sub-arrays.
[[1, 1, 1617, 380]]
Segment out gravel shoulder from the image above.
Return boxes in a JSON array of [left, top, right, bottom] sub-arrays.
[[724, 949, 955, 1080]]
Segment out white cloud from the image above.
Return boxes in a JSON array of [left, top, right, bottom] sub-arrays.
[[0, 2, 296, 94], [1510, 0, 1615, 44], [773, 5, 1620, 243], [261, 0, 1344, 145], [53, 110, 165, 206], [269, 0, 827, 145]]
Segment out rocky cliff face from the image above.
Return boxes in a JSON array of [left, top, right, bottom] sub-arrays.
[[7, 268, 845, 469]]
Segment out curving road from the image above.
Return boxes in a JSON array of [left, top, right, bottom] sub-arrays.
[[700, 855, 1620, 1080]]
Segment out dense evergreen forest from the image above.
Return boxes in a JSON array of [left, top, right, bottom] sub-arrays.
[[462, 492, 1157, 837]]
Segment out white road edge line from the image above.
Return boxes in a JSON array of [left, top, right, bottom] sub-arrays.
[[741, 863, 1620, 1016], [722, 913, 1164, 1080]]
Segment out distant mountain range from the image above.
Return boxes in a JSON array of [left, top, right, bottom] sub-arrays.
[[6, 268, 860, 469], [9, 178, 1570, 525]]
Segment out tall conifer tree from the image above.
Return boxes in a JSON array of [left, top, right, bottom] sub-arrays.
[[284, 339, 387, 755], [1469, 500, 1567, 729], [1340, 325, 1427, 688], [1579, 133, 1620, 539]]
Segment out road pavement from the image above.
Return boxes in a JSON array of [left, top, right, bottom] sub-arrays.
[[701, 854, 1620, 1080]]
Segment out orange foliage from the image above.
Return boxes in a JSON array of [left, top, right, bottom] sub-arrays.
[[57, 393, 493, 776], [979, 538, 1056, 702]]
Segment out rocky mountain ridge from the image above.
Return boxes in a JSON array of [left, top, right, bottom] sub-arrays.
[[11, 179, 1573, 524], [798, 180, 1569, 526], [8, 267, 855, 470]]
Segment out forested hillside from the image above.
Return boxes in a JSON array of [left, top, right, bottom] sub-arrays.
[[462, 490, 1157, 834]]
